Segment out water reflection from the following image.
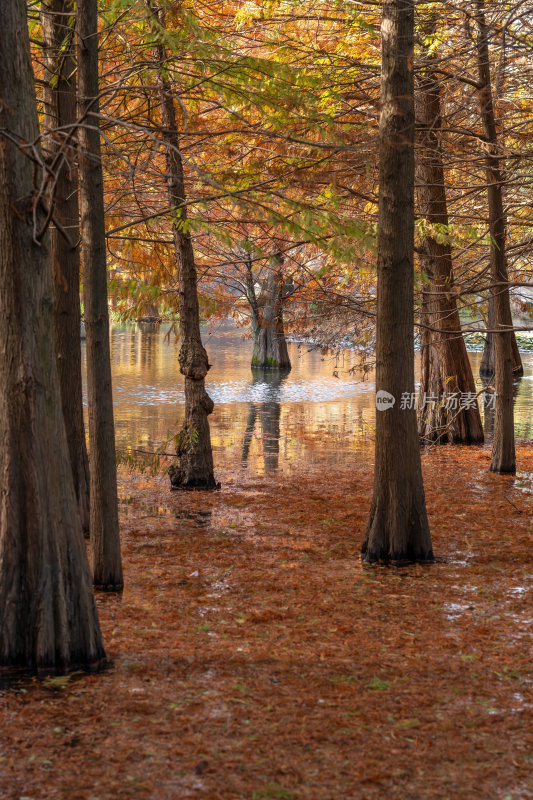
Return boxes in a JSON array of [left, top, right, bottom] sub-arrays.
[[82, 322, 533, 474], [482, 378, 495, 439], [480, 375, 524, 439], [241, 369, 289, 471]]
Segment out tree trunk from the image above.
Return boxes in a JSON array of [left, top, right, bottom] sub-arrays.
[[362, 0, 433, 564], [251, 257, 291, 371], [415, 22, 483, 444], [0, 0, 105, 671], [77, 0, 124, 585], [474, 2, 522, 381], [480, 290, 523, 378], [474, 0, 516, 473], [41, 0, 91, 532], [152, 11, 217, 490]]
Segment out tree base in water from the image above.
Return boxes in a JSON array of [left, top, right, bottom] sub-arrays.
[[251, 355, 290, 370], [168, 465, 220, 490]]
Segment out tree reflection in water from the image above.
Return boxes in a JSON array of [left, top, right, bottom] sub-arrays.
[[241, 369, 290, 471]]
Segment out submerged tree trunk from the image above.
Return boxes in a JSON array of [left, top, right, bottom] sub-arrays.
[[41, 0, 90, 532], [0, 0, 105, 671], [77, 0, 123, 585], [362, 0, 433, 563], [250, 257, 291, 371], [474, 0, 516, 473], [152, 13, 217, 490], [415, 23, 483, 444]]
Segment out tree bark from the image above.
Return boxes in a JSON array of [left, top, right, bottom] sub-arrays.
[[480, 282, 523, 381], [251, 257, 292, 372], [362, 0, 433, 564], [474, 0, 516, 473], [474, 3, 522, 381], [77, 0, 124, 585], [0, 0, 105, 671], [151, 10, 217, 490], [41, 0, 91, 532], [415, 22, 483, 444]]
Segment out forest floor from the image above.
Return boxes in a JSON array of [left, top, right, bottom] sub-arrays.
[[0, 445, 532, 800]]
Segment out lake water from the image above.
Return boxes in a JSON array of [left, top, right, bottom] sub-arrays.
[[82, 321, 533, 475]]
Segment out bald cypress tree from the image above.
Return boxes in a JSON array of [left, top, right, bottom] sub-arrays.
[[0, 0, 105, 671], [361, 0, 433, 563], [41, 0, 91, 532], [78, 0, 124, 584]]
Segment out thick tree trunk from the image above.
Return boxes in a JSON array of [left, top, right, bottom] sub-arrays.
[[77, 0, 124, 585], [362, 0, 433, 564], [0, 0, 105, 671], [251, 261, 292, 371], [474, 0, 516, 473], [41, 0, 90, 532], [152, 15, 217, 490], [415, 26, 483, 444]]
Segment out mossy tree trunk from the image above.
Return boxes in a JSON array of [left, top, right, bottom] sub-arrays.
[[361, 0, 433, 564], [415, 20, 483, 444], [0, 0, 105, 671], [41, 0, 91, 532]]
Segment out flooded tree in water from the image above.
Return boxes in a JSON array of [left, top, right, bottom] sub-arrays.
[[245, 252, 292, 372], [415, 15, 483, 445], [151, 4, 217, 490], [361, 0, 433, 563], [0, 0, 105, 670]]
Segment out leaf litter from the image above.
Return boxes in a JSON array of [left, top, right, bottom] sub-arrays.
[[0, 445, 532, 799]]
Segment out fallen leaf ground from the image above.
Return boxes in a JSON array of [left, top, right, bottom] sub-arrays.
[[1, 445, 532, 799]]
